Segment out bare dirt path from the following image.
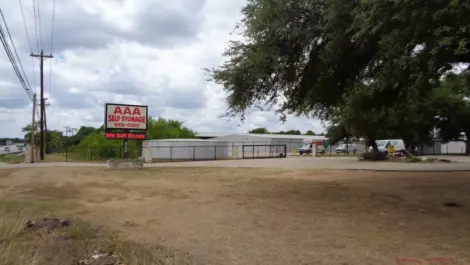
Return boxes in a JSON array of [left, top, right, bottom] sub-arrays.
[[1, 167, 469, 265], [1, 156, 470, 171]]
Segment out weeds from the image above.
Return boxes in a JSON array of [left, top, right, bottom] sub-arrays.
[[0, 203, 191, 265]]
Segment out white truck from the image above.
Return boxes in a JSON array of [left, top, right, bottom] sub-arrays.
[[369, 139, 406, 156]]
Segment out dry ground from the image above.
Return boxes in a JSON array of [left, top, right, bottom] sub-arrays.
[[0, 167, 469, 265]]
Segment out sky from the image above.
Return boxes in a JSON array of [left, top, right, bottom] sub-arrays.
[[0, 0, 325, 138]]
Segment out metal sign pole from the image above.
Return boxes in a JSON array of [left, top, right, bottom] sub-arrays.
[[123, 130, 129, 159]]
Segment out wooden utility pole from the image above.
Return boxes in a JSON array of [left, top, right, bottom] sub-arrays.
[[31, 50, 53, 160], [30, 93, 37, 163], [43, 103, 48, 154]]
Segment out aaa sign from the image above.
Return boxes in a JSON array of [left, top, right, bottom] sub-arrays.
[[105, 103, 148, 130]]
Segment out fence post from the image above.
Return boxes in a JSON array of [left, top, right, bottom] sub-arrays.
[[170, 146, 173, 161], [90, 147, 93, 161], [252, 144, 255, 159], [65, 145, 68, 162], [214, 145, 217, 160], [193, 146, 196, 160]]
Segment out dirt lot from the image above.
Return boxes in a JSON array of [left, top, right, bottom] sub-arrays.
[[1, 167, 469, 265]]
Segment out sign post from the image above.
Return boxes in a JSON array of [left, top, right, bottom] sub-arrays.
[[104, 103, 148, 160], [123, 130, 129, 159], [387, 145, 395, 158]]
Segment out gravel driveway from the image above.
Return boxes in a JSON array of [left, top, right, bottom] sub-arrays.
[[1, 156, 470, 171]]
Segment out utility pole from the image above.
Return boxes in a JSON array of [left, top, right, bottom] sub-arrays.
[[63, 126, 76, 146], [31, 50, 53, 160], [43, 101, 48, 154], [30, 93, 37, 163]]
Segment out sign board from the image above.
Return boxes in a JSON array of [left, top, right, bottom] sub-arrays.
[[387, 145, 395, 157], [105, 131, 146, 140], [105, 103, 148, 130]]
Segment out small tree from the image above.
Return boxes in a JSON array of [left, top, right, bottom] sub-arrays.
[[248, 127, 269, 134]]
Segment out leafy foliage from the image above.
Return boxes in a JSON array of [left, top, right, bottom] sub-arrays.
[[434, 71, 470, 154], [22, 124, 63, 152], [207, 0, 470, 149], [75, 117, 196, 159], [248, 127, 269, 134], [304, 130, 316, 135]]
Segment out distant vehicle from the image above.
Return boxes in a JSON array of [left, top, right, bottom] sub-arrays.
[[3, 146, 10, 152], [298, 144, 311, 155], [368, 139, 406, 156], [298, 143, 325, 155], [335, 144, 356, 154]]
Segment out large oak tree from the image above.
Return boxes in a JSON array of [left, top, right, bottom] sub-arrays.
[[208, 0, 470, 149]]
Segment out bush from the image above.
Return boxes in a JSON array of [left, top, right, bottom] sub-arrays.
[[359, 152, 388, 161]]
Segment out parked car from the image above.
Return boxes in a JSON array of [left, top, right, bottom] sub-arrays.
[[335, 144, 356, 154], [3, 146, 10, 152]]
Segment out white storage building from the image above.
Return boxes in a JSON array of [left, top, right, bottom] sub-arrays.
[[197, 133, 328, 157], [143, 139, 230, 161]]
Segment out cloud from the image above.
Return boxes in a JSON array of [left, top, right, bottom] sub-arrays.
[[0, 0, 325, 139]]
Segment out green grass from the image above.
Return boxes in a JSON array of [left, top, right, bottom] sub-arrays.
[[0, 154, 24, 164]]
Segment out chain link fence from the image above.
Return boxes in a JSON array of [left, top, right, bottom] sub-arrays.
[[49, 139, 467, 162]]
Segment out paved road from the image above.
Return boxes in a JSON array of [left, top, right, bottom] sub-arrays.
[[1, 156, 470, 171]]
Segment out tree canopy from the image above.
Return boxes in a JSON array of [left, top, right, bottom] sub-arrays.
[[208, 0, 470, 152]]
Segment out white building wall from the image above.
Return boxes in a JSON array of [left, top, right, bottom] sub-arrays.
[[441, 141, 466, 154], [214, 135, 273, 158], [270, 138, 304, 153], [144, 140, 230, 160]]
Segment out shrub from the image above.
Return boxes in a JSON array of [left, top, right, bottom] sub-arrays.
[[359, 152, 388, 161]]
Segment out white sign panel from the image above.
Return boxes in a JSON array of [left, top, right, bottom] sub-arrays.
[[105, 103, 148, 130]]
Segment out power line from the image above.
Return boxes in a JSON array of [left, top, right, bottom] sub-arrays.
[[18, 0, 33, 52], [0, 8, 33, 101], [48, 0, 56, 96], [18, 0, 37, 94], [32, 0, 40, 51], [0, 9, 33, 93], [50, 0, 55, 53], [35, 0, 43, 49]]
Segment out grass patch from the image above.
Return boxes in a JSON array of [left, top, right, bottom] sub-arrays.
[[0, 154, 24, 164], [0, 207, 192, 265], [0, 199, 59, 214]]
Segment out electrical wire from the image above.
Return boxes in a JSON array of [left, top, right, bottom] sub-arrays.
[[0, 8, 33, 93], [0, 8, 33, 101], [18, 0, 37, 94], [35, 0, 43, 49], [48, 0, 56, 97], [32, 0, 40, 52]]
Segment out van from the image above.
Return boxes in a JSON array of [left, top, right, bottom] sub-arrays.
[[298, 143, 326, 155], [335, 143, 357, 153], [369, 139, 406, 156]]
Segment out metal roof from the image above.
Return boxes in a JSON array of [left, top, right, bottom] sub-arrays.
[[197, 132, 328, 140], [196, 132, 232, 138], [146, 139, 216, 142]]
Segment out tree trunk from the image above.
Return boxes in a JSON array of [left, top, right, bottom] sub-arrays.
[[367, 136, 378, 152]]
